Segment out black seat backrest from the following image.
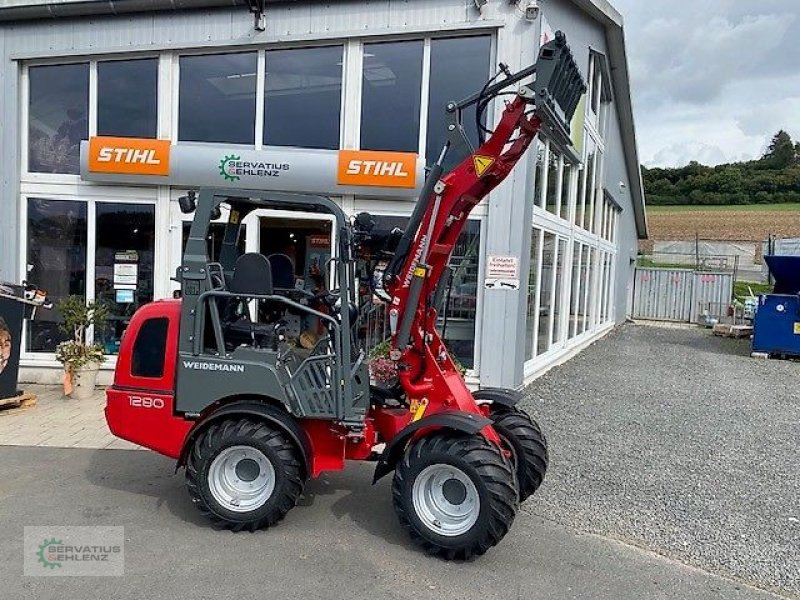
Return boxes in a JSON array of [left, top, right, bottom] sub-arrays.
[[267, 254, 295, 290], [230, 253, 273, 296]]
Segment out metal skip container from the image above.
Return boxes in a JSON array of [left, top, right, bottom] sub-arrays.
[[752, 256, 800, 357]]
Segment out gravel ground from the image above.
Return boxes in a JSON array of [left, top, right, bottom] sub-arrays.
[[519, 323, 799, 598]]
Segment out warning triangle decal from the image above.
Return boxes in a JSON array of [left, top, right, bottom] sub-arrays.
[[473, 155, 494, 177]]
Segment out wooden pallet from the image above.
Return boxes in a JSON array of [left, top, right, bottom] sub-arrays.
[[0, 392, 38, 415], [712, 324, 753, 339]]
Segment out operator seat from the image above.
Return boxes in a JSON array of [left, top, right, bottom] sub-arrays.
[[266, 254, 295, 290], [222, 253, 281, 350]]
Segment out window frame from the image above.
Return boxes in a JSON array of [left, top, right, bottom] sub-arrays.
[[19, 193, 160, 361]]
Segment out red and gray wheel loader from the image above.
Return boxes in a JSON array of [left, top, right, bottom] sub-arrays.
[[106, 32, 585, 559]]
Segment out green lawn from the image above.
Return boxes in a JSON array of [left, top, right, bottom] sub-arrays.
[[647, 204, 800, 213], [734, 281, 771, 298]]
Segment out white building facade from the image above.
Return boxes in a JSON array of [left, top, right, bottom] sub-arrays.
[[0, 0, 646, 389]]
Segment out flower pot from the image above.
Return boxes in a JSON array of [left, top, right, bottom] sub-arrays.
[[69, 362, 101, 399]]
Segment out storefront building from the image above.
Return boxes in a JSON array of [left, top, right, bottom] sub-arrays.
[[0, 0, 646, 389]]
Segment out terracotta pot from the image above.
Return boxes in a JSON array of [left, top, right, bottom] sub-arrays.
[[69, 362, 101, 399]]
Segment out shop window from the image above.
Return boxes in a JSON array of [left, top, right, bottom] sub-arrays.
[[360, 41, 423, 152], [28, 63, 89, 175], [537, 232, 557, 356], [581, 246, 594, 334], [605, 253, 614, 322], [600, 252, 612, 324], [131, 318, 168, 378], [545, 146, 560, 215], [580, 141, 597, 231], [525, 227, 543, 360], [264, 46, 343, 150], [426, 35, 491, 168], [94, 204, 155, 354], [532, 142, 546, 209], [179, 52, 257, 145], [552, 238, 568, 344], [589, 151, 603, 233], [569, 241, 583, 339], [561, 162, 574, 221], [357, 216, 481, 370], [98, 58, 158, 139], [26, 199, 88, 352], [588, 52, 611, 132]]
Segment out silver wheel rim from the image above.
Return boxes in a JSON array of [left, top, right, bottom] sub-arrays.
[[208, 445, 276, 513], [411, 464, 480, 537]]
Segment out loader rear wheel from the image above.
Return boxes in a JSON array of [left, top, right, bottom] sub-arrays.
[[186, 419, 305, 531], [392, 432, 518, 560], [491, 407, 548, 502]]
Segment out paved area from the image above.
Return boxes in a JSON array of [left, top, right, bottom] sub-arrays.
[[0, 324, 796, 598], [521, 324, 799, 598], [0, 385, 137, 450], [0, 446, 785, 600]]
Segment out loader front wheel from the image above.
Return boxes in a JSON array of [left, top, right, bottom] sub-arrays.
[[392, 432, 518, 560], [491, 407, 548, 502], [186, 419, 305, 531]]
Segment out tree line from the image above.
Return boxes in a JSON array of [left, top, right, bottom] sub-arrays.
[[642, 131, 800, 206]]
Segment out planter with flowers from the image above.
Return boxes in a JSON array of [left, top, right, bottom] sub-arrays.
[[54, 295, 109, 399], [368, 339, 467, 386]]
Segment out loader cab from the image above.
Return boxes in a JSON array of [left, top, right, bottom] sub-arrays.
[[173, 188, 369, 424]]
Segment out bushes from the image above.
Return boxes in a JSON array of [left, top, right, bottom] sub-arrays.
[[643, 131, 800, 206]]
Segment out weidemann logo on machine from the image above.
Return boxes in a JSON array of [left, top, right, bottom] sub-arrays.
[[183, 360, 245, 373], [219, 154, 290, 182]]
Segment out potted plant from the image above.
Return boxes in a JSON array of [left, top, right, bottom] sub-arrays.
[[54, 295, 109, 399], [368, 339, 467, 385]]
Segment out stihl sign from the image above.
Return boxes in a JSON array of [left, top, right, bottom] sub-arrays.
[[88, 136, 171, 176], [337, 150, 417, 188]]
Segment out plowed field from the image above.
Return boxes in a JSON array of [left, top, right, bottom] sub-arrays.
[[644, 204, 800, 244]]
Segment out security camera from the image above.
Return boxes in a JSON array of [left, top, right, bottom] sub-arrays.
[[524, 0, 540, 20]]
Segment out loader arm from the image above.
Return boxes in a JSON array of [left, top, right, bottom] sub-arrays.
[[381, 31, 586, 410]]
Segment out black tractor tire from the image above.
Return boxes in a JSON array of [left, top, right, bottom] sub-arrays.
[[186, 419, 305, 531], [491, 407, 548, 502], [391, 432, 518, 560]]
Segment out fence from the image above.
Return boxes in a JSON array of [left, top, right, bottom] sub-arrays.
[[631, 268, 734, 323], [639, 237, 766, 281]]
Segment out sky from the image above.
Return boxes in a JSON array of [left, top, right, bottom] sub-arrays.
[[611, 0, 800, 168]]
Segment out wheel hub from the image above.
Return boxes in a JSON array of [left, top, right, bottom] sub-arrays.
[[235, 458, 260, 482], [442, 478, 468, 505], [208, 445, 276, 512], [412, 464, 480, 537]]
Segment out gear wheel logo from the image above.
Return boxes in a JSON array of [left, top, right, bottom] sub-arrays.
[[36, 538, 63, 569], [219, 154, 241, 182]]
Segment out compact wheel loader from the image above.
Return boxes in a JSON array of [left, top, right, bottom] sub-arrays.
[[106, 32, 585, 559]]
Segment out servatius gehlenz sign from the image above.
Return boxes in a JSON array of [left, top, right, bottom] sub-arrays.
[[80, 137, 424, 198]]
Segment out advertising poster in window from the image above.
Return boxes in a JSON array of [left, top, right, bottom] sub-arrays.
[[0, 298, 24, 399]]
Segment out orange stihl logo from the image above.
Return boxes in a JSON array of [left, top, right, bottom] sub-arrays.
[[88, 136, 171, 176], [337, 150, 417, 188]]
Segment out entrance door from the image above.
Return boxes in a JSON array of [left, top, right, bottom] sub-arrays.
[[242, 210, 336, 340], [244, 210, 335, 294]]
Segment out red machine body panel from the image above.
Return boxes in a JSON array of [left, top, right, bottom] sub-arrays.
[[106, 300, 191, 459]]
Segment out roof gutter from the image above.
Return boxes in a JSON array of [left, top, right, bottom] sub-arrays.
[[0, 0, 257, 22]]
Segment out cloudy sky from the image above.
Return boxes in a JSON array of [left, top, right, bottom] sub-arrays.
[[611, 0, 800, 168]]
